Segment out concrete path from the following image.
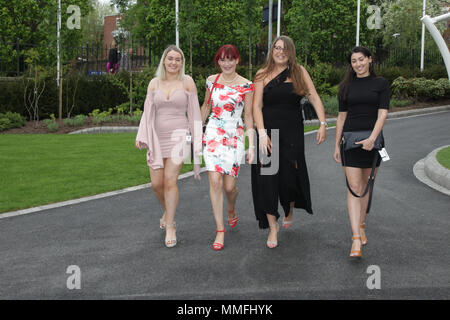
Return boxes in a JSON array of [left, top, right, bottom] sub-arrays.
[[0, 111, 449, 299]]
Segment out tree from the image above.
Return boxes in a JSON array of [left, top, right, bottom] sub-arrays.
[[285, 0, 376, 64], [381, 0, 443, 50], [236, 0, 263, 78]]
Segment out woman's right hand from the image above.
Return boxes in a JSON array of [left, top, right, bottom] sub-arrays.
[[258, 131, 272, 157], [136, 141, 143, 149], [333, 146, 341, 163]]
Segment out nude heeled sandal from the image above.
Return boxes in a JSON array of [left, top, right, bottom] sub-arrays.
[[165, 222, 177, 248], [267, 223, 279, 248], [350, 236, 362, 258], [360, 223, 367, 245]]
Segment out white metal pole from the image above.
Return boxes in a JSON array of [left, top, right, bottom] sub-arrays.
[[277, 0, 281, 37], [420, 0, 426, 72], [421, 13, 450, 80], [268, 0, 273, 52], [57, 0, 61, 87], [175, 0, 179, 47], [356, 0, 361, 46]]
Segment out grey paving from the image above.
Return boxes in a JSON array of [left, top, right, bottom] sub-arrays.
[[0, 112, 449, 300]]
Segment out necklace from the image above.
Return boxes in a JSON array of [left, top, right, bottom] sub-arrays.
[[221, 73, 238, 83]]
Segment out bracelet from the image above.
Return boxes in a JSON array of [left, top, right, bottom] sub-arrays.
[[249, 146, 256, 149]]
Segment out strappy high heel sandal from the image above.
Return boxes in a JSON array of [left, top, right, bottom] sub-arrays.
[[282, 216, 293, 229], [165, 222, 177, 248], [212, 229, 226, 251], [267, 223, 279, 248], [227, 210, 238, 228], [350, 236, 362, 258], [360, 223, 367, 246], [160, 218, 166, 230]]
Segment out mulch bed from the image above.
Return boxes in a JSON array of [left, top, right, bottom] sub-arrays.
[[2, 99, 449, 134]]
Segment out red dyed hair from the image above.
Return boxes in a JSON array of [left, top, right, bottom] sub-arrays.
[[214, 44, 240, 66]]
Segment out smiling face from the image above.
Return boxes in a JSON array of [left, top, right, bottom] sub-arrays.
[[164, 50, 183, 75], [351, 52, 372, 77], [218, 55, 238, 75], [272, 39, 289, 66]]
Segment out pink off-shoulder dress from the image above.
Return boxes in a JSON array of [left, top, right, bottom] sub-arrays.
[[136, 78, 202, 173]]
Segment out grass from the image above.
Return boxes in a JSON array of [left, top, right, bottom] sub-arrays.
[[1, 125, 330, 214], [0, 133, 194, 213], [436, 146, 450, 169]]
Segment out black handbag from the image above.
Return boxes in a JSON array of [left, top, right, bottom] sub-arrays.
[[342, 131, 384, 151], [340, 131, 384, 214], [300, 97, 318, 121]]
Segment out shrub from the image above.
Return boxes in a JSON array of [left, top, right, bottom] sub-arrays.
[[47, 121, 59, 132], [63, 118, 75, 127], [322, 95, 339, 116], [391, 77, 450, 101], [73, 114, 87, 127], [0, 117, 11, 131], [0, 112, 26, 130]]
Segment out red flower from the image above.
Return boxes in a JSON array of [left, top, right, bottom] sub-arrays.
[[223, 104, 235, 112], [215, 165, 223, 173], [231, 137, 238, 148], [212, 107, 223, 117], [236, 126, 244, 136], [222, 137, 228, 146], [219, 94, 229, 101], [231, 165, 239, 176], [235, 95, 243, 103], [207, 140, 219, 152], [216, 127, 226, 135]]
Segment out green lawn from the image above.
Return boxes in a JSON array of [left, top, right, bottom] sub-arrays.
[[0, 133, 194, 213], [1, 125, 330, 214], [436, 146, 450, 169]]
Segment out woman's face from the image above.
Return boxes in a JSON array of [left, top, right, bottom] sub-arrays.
[[272, 40, 289, 66], [351, 52, 372, 77], [218, 55, 238, 75], [164, 50, 183, 75]]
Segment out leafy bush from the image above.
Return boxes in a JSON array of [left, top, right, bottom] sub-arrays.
[[74, 114, 88, 127], [322, 95, 339, 116], [0, 112, 26, 131], [0, 117, 11, 131], [391, 77, 450, 101]]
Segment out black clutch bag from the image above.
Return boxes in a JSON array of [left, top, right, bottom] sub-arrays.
[[342, 131, 384, 151]]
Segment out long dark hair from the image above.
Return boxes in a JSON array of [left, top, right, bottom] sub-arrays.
[[338, 46, 377, 103]]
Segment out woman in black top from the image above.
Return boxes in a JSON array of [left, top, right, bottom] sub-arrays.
[[252, 36, 327, 248], [334, 46, 390, 258]]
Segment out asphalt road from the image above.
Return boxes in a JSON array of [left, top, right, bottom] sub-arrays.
[[1, 111, 449, 300]]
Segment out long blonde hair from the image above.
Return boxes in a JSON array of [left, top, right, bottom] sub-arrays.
[[155, 45, 186, 81], [255, 36, 307, 96]]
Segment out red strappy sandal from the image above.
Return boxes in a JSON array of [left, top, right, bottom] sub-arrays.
[[212, 229, 226, 251]]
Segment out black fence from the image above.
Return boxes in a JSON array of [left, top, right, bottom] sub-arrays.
[[0, 38, 445, 77]]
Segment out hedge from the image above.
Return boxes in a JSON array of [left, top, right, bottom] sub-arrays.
[[0, 64, 447, 120]]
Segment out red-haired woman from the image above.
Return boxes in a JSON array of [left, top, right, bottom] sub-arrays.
[[200, 44, 255, 251]]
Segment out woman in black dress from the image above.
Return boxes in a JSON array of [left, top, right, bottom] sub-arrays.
[[333, 46, 390, 258], [251, 36, 327, 248]]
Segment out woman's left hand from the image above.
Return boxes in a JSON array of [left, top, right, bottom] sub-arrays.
[[355, 138, 374, 151], [316, 126, 327, 145]]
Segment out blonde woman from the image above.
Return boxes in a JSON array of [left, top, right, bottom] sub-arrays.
[[136, 45, 202, 248], [251, 36, 327, 248]]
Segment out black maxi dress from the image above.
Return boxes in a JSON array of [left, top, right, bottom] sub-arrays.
[[251, 68, 313, 229]]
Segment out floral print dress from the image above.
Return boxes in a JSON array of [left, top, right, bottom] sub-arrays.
[[203, 79, 254, 177]]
